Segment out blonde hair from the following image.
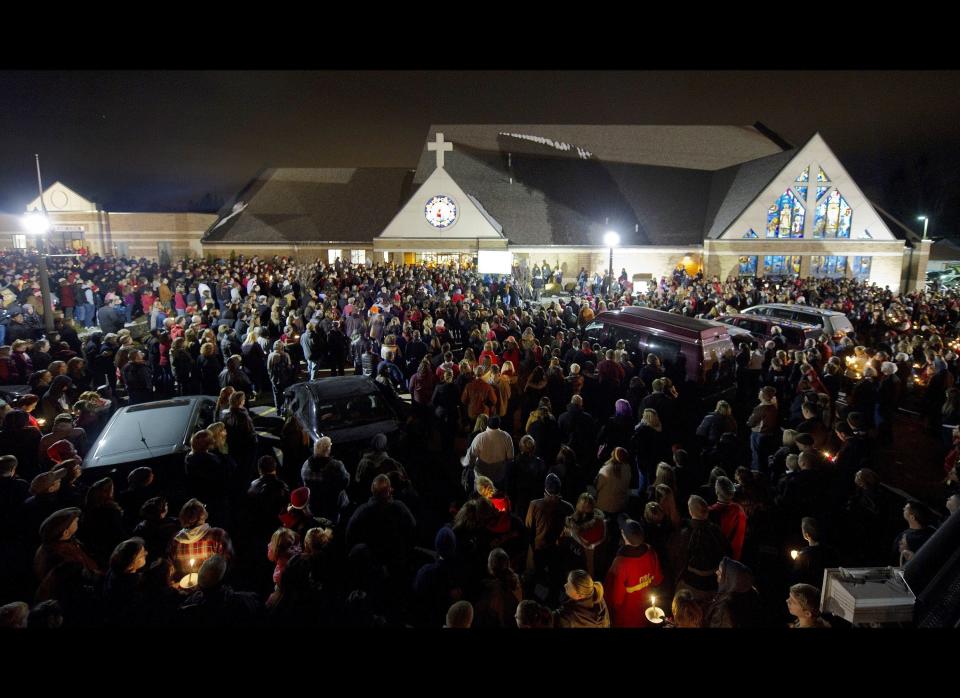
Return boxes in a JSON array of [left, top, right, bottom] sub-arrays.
[[475, 475, 496, 498], [314, 435, 333, 457], [567, 569, 603, 601], [714, 400, 732, 417], [641, 409, 662, 431], [207, 422, 227, 447], [304, 526, 334, 553]]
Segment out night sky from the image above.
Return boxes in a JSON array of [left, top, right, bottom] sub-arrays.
[[1, 70, 958, 238]]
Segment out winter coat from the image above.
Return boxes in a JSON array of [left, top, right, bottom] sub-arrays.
[[708, 501, 748, 561], [301, 456, 351, 522], [605, 544, 664, 627]]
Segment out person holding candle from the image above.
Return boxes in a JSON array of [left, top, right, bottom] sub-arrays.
[[604, 518, 664, 627], [168, 498, 234, 579]]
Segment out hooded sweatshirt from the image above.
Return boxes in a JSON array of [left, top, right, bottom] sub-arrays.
[[169, 524, 230, 575], [554, 584, 610, 628], [706, 556, 763, 628]]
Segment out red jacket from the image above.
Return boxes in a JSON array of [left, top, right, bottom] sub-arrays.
[[709, 501, 747, 561], [605, 545, 664, 627]]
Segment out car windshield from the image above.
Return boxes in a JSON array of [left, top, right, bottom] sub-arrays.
[[94, 403, 194, 459], [313, 392, 394, 429]]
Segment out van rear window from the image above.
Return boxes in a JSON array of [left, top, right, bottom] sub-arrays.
[[644, 336, 682, 367]]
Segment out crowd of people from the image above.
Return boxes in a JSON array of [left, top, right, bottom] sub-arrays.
[[1, 247, 959, 629]]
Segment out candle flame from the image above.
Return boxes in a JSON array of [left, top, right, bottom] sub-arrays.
[[190, 558, 195, 569], [790, 549, 799, 560]]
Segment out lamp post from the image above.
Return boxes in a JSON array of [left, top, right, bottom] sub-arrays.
[[604, 231, 619, 282], [22, 155, 56, 334], [917, 215, 929, 240]]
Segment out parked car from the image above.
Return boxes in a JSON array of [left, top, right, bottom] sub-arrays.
[[283, 375, 408, 460], [583, 306, 736, 404], [81, 396, 219, 489], [741, 303, 854, 339], [715, 314, 821, 350]]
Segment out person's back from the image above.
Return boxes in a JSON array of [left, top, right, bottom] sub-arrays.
[[301, 454, 350, 522], [346, 477, 416, 571], [705, 557, 764, 628], [554, 580, 610, 628]]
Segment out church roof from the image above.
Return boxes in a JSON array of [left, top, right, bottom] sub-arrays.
[[202, 167, 413, 244], [206, 125, 796, 248], [414, 124, 787, 178], [409, 134, 794, 247]]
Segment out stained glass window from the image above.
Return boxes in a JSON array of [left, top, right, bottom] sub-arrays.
[[738, 256, 758, 276], [817, 167, 830, 183], [795, 167, 810, 183], [794, 186, 808, 201], [810, 255, 848, 278], [763, 255, 801, 277], [852, 256, 871, 279], [743, 229, 758, 238], [766, 190, 805, 238], [816, 186, 830, 200], [813, 189, 853, 238]]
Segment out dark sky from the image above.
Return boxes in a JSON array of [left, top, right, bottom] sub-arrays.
[[2, 70, 958, 237]]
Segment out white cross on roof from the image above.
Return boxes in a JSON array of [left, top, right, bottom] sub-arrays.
[[427, 132, 453, 169]]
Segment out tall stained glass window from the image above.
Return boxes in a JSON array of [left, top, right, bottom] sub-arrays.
[[813, 189, 853, 238], [793, 167, 809, 202], [810, 255, 848, 278], [738, 256, 758, 276], [766, 190, 805, 238]]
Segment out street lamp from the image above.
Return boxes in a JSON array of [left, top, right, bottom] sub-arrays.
[[604, 231, 619, 282], [917, 215, 929, 240], [23, 155, 56, 333]]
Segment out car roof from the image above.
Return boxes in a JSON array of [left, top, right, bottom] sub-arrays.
[[718, 314, 820, 330], [83, 397, 214, 469], [290, 375, 380, 401], [745, 303, 844, 317], [597, 307, 731, 341]]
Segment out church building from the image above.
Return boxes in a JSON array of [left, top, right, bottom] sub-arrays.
[[1, 124, 930, 292], [201, 124, 930, 292]]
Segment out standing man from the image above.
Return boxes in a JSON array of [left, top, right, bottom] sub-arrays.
[[122, 350, 153, 405]]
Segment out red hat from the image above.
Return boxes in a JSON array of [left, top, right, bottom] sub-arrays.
[[290, 487, 310, 509], [46, 439, 77, 464]]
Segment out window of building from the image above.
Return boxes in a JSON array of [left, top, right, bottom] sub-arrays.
[[766, 189, 805, 238], [738, 256, 758, 276], [327, 249, 341, 264], [742, 229, 758, 239], [351, 249, 366, 265], [12, 235, 27, 249], [810, 255, 848, 278], [813, 189, 853, 238], [852, 256, 871, 279], [793, 167, 809, 201], [763, 255, 801, 277], [383, 251, 390, 262]]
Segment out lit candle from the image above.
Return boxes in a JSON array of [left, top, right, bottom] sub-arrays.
[[790, 549, 799, 560], [644, 595, 665, 624]]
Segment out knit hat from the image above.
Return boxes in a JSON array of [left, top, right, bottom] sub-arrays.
[[46, 439, 77, 464], [544, 472, 562, 496], [30, 469, 66, 496], [434, 526, 457, 560], [197, 555, 227, 590], [290, 487, 310, 510], [620, 519, 646, 547], [38, 507, 81, 543]]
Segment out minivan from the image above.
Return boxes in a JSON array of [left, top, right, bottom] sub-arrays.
[[583, 306, 736, 400], [741, 303, 854, 339], [715, 314, 822, 350]]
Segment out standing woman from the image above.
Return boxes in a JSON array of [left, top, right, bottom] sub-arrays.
[[553, 569, 610, 628], [198, 342, 223, 397], [223, 391, 258, 486], [594, 447, 633, 519]]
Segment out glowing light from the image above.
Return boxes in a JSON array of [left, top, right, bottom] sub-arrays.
[[791, 549, 799, 560]]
